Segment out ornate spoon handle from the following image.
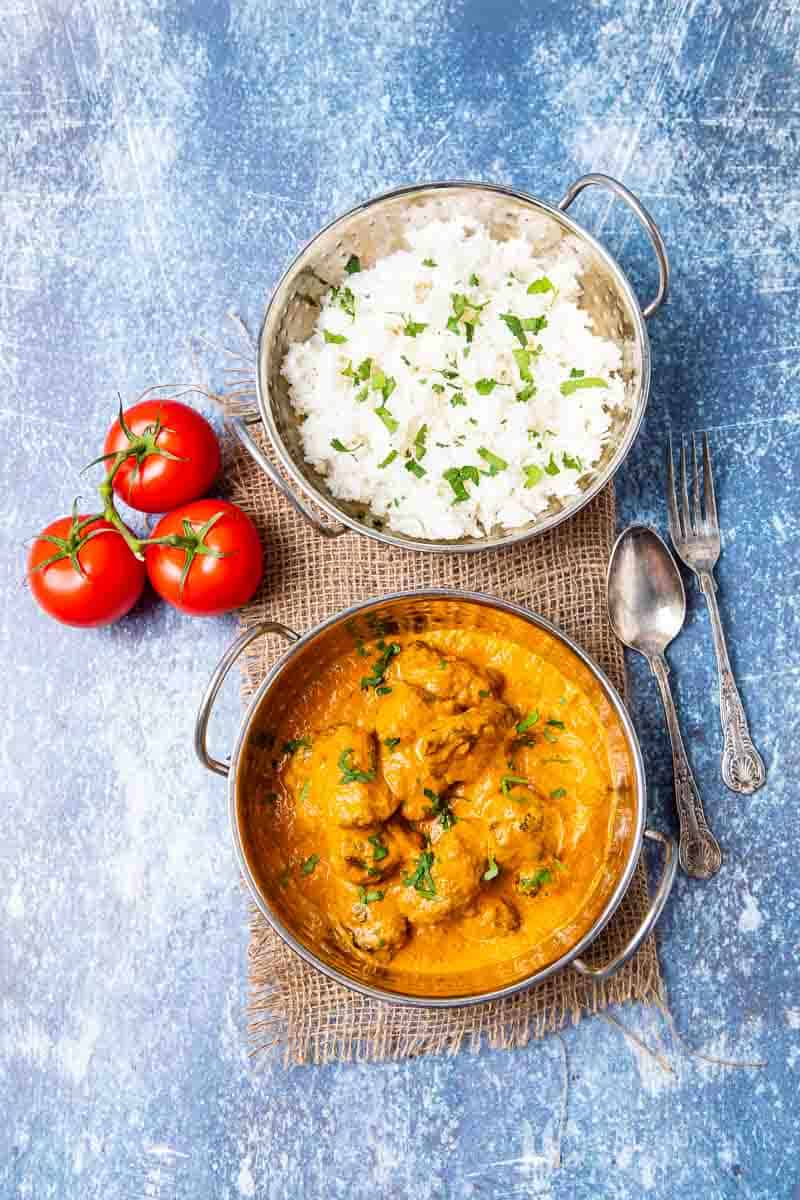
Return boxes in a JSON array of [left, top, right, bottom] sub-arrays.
[[698, 571, 766, 795], [650, 655, 722, 880]]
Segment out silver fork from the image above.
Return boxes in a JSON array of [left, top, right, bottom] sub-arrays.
[[666, 433, 766, 794]]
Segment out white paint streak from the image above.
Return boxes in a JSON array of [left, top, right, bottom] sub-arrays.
[[738, 889, 763, 933]]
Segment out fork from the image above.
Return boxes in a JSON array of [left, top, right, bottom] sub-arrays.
[[666, 433, 766, 794]]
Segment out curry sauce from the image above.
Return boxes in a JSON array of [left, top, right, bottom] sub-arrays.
[[240, 620, 637, 996]]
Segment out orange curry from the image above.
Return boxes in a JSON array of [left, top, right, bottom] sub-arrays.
[[240, 621, 636, 995]]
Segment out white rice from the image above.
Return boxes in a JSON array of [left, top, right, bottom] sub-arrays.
[[281, 218, 626, 541]]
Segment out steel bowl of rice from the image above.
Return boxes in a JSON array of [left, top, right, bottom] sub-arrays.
[[232, 174, 669, 552]]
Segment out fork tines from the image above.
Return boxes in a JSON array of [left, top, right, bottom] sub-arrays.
[[666, 431, 719, 545]]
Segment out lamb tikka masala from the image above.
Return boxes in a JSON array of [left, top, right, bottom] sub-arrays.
[[241, 618, 636, 993]]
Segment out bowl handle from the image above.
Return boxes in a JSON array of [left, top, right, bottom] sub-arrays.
[[557, 173, 670, 320], [194, 620, 300, 776], [229, 416, 348, 539], [572, 829, 677, 982]]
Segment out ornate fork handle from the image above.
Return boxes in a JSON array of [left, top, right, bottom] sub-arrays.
[[650, 655, 722, 879], [698, 571, 766, 795]]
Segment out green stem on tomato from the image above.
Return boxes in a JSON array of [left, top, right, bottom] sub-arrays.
[[98, 452, 146, 559]]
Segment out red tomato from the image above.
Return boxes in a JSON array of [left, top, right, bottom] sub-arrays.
[[28, 511, 146, 628], [145, 499, 263, 616], [103, 398, 220, 513]]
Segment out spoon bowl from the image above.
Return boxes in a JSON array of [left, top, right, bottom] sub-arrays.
[[607, 525, 686, 657]]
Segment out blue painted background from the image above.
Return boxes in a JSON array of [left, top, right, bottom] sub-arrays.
[[2, 2, 798, 1197]]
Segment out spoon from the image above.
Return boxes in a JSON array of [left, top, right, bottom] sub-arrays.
[[607, 524, 722, 880]]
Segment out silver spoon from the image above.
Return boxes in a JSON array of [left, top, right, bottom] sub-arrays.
[[607, 524, 722, 880]]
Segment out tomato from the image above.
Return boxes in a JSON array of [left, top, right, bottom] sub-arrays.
[[145, 499, 263, 616], [28, 509, 146, 628], [102, 398, 220, 513]]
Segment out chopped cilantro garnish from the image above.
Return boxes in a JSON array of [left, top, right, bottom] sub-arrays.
[[378, 449, 398, 469], [483, 853, 500, 881], [432, 383, 445, 394], [405, 458, 426, 479], [547, 719, 566, 730], [354, 386, 368, 403], [516, 383, 537, 403], [469, 273, 480, 286], [570, 368, 585, 378], [338, 747, 376, 785], [478, 447, 508, 476], [475, 378, 498, 395], [345, 254, 361, 274], [333, 285, 356, 318], [423, 787, 457, 830], [358, 886, 384, 905], [356, 357, 372, 380], [513, 348, 533, 382], [361, 641, 400, 691], [374, 405, 399, 433], [560, 376, 608, 396], [382, 736, 400, 749], [402, 315, 427, 337], [544, 453, 560, 476], [323, 329, 347, 344], [523, 464, 545, 488], [516, 710, 539, 734], [518, 867, 551, 894], [522, 315, 547, 334], [283, 736, 312, 754], [413, 424, 428, 460], [452, 293, 467, 318], [500, 773, 530, 796], [301, 854, 320, 876], [422, 257, 437, 267], [562, 452, 582, 471], [550, 787, 567, 799], [450, 392, 467, 407], [446, 316, 461, 336], [330, 437, 363, 456], [527, 276, 554, 294], [500, 312, 527, 347], [403, 849, 436, 899], [443, 464, 481, 503], [368, 833, 389, 861]]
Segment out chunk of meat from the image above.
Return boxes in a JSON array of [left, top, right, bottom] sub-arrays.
[[461, 895, 521, 941], [344, 891, 410, 955], [414, 699, 514, 786], [396, 821, 484, 926], [373, 681, 442, 743], [388, 641, 502, 707], [328, 820, 423, 884], [310, 725, 399, 828]]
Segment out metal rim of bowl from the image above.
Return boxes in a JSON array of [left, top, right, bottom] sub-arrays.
[[255, 178, 652, 554], [228, 588, 648, 1008]]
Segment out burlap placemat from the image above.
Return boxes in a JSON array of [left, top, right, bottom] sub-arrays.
[[225, 415, 665, 1066]]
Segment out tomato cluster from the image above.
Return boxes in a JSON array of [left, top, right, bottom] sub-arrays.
[[28, 395, 263, 628]]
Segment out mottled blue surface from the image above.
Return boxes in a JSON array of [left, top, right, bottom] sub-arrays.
[[2, 2, 798, 1197]]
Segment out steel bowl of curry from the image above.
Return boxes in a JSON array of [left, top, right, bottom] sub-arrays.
[[196, 592, 676, 1006]]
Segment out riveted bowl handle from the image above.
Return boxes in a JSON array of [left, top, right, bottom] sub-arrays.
[[557, 173, 670, 320], [229, 416, 348, 539], [572, 829, 677, 982], [195, 620, 300, 776]]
